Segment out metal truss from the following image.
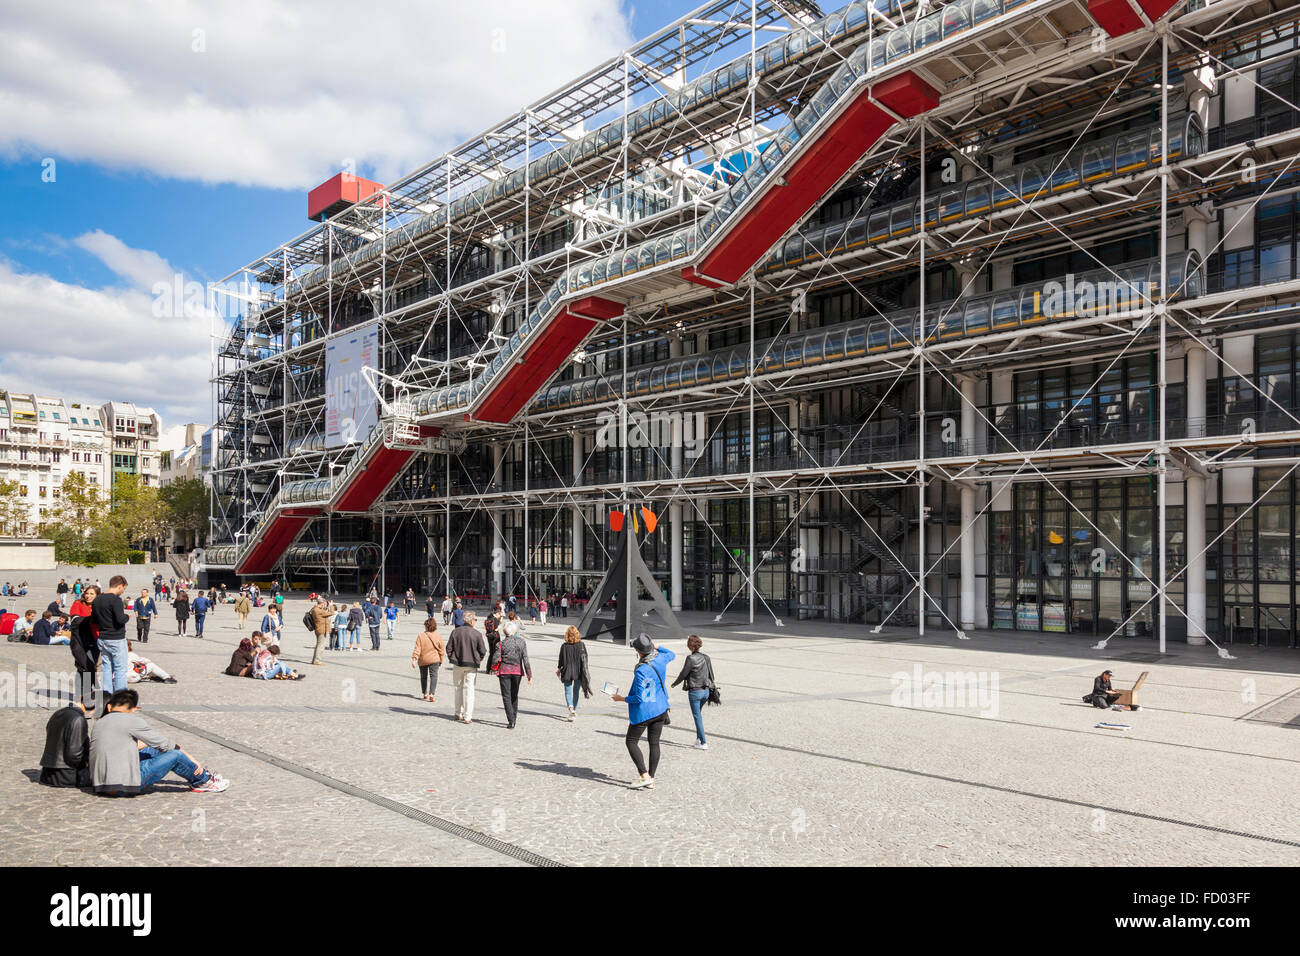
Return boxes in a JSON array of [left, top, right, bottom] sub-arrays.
[[207, 0, 1300, 653]]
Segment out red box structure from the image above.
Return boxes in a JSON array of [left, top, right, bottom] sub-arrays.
[[308, 173, 386, 221]]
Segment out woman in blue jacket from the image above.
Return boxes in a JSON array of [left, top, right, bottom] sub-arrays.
[[612, 632, 675, 790]]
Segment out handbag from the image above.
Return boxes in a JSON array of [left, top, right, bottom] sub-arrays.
[[705, 656, 721, 706]]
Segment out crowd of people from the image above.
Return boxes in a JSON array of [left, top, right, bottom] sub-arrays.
[[27, 572, 727, 796]]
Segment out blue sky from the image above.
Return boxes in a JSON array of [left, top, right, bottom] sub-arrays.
[[0, 0, 725, 444]]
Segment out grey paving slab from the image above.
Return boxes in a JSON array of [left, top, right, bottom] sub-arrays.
[[1, 573, 1297, 866]]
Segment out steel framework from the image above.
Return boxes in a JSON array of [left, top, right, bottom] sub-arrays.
[[210, 0, 1300, 652]]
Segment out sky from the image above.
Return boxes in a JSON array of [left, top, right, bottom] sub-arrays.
[[0, 0, 717, 452]]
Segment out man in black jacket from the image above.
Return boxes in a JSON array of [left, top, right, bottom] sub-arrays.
[[92, 575, 131, 696], [39, 701, 89, 787], [446, 612, 487, 724]]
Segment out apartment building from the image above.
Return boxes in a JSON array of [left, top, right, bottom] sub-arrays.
[[0, 390, 164, 534], [100, 401, 162, 491]]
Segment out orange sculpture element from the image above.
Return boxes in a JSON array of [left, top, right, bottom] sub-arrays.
[[608, 507, 659, 534]]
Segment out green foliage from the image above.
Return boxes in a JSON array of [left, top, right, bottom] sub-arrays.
[[159, 477, 210, 538], [0, 478, 31, 537], [40, 471, 211, 562]]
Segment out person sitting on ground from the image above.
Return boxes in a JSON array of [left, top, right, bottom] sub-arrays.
[[32, 610, 71, 646], [225, 636, 257, 677], [253, 643, 303, 681], [12, 609, 38, 641], [127, 641, 176, 684], [39, 700, 90, 788], [89, 689, 229, 795], [1083, 669, 1139, 710]]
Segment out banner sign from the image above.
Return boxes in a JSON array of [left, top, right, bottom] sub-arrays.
[[325, 321, 379, 448]]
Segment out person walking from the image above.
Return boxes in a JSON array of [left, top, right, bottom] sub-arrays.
[[174, 590, 191, 636], [310, 598, 332, 666], [482, 608, 501, 674], [411, 618, 445, 702], [612, 632, 676, 790], [538, 598, 548, 626], [234, 590, 251, 630], [384, 600, 399, 641], [404, 588, 415, 615], [191, 590, 211, 638], [92, 575, 131, 699], [556, 625, 591, 721], [68, 585, 99, 709], [671, 634, 716, 750], [57, 577, 69, 610], [441, 595, 453, 627], [364, 599, 383, 651], [132, 589, 157, 644], [446, 611, 487, 724], [560, 593, 569, 619], [490, 621, 532, 729]]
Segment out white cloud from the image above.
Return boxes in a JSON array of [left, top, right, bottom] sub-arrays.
[[0, 241, 215, 427], [72, 230, 176, 291], [0, 0, 634, 189]]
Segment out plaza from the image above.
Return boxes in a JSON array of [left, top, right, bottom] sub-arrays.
[[1, 568, 1296, 867]]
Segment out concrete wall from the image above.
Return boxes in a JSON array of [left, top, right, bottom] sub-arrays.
[[0, 539, 55, 571]]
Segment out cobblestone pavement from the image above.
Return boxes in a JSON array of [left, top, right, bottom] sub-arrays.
[[1, 573, 1298, 866]]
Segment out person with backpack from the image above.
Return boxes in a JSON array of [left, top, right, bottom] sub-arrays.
[[671, 634, 717, 750], [611, 632, 675, 790], [174, 590, 191, 636], [234, 590, 252, 630], [191, 591, 211, 638], [490, 620, 532, 729], [556, 625, 591, 721]]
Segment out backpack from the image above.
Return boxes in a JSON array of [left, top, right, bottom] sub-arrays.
[[303, 609, 315, 632]]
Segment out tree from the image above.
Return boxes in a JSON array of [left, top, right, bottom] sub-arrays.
[[42, 473, 114, 565], [160, 477, 211, 544], [108, 473, 169, 553], [0, 478, 31, 537]]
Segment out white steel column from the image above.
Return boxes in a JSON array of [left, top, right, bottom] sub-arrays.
[[669, 338, 684, 611], [492, 444, 506, 598], [572, 430, 584, 595], [1185, 343, 1208, 645], [959, 374, 977, 634]]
